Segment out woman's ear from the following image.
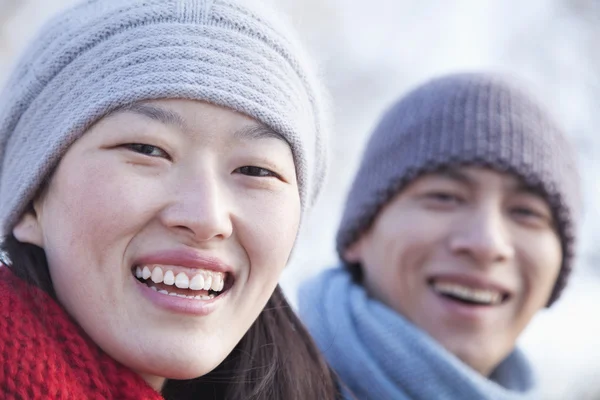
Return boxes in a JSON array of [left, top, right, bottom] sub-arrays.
[[12, 204, 44, 247]]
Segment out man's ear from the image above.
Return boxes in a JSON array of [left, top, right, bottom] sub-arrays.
[[343, 239, 363, 263], [12, 204, 44, 247]]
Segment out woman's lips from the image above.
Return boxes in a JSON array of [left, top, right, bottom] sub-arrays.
[[130, 248, 237, 315], [133, 273, 231, 316], [132, 248, 235, 276]]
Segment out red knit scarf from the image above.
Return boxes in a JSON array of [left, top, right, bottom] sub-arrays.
[[0, 267, 163, 399]]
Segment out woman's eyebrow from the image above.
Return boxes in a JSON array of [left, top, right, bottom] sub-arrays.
[[110, 103, 289, 147], [234, 124, 288, 144], [110, 103, 188, 132]]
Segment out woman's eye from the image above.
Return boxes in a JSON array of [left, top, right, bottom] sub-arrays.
[[235, 166, 280, 178], [124, 143, 170, 159]]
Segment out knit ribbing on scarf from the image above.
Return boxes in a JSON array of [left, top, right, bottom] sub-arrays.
[[0, 267, 162, 399], [299, 267, 538, 400]]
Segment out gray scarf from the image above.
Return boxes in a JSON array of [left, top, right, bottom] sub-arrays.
[[299, 267, 538, 400]]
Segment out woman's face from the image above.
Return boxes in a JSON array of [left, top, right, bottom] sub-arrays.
[[346, 167, 562, 376], [14, 99, 301, 389]]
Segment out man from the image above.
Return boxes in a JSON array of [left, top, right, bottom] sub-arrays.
[[300, 73, 580, 400]]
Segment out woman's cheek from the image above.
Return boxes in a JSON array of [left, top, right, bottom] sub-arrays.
[[237, 189, 300, 273]]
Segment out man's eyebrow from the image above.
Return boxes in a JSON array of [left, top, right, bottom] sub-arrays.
[[435, 167, 474, 185], [513, 181, 546, 199], [234, 124, 288, 144], [110, 103, 187, 131]]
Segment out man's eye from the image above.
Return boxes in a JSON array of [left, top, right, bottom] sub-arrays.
[[425, 192, 462, 203], [511, 207, 543, 219], [124, 143, 170, 159], [235, 166, 280, 178]]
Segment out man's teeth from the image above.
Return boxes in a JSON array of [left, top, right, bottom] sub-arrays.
[[135, 265, 226, 292], [432, 281, 503, 305]]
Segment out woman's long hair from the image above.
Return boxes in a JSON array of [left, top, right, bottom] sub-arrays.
[[2, 234, 342, 400]]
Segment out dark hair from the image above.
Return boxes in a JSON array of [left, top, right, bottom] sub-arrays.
[[345, 262, 363, 284], [2, 234, 343, 400]]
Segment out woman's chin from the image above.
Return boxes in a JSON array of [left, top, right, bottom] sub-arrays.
[[120, 346, 230, 384], [135, 358, 224, 384]]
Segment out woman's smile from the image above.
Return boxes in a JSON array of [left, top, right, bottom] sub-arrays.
[[18, 99, 301, 383], [131, 248, 235, 315]]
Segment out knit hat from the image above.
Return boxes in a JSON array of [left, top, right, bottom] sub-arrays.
[[337, 72, 580, 305], [0, 0, 329, 236]]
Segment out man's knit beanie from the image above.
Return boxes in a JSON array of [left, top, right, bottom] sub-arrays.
[[337, 72, 580, 305], [0, 0, 329, 235]]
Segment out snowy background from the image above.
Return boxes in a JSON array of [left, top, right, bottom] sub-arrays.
[[1, 0, 599, 398]]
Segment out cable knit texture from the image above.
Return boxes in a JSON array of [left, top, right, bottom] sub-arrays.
[[336, 73, 580, 305], [299, 267, 538, 400], [0, 0, 329, 236], [0, 267, 163, 399]]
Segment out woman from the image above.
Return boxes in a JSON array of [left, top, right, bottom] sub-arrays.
[[300, 73, 580, 399], [0, 0, 339, 398]]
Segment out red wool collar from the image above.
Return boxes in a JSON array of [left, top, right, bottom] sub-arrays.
[[0, 267, 163, 399]]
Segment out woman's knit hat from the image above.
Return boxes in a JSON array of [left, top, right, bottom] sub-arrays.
[[0, 0, 329, 235], [337, 72, 580, 306]]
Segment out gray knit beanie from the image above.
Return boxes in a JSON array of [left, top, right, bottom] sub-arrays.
[[337, 72, 580, 306], [0, 0, 329, 235]]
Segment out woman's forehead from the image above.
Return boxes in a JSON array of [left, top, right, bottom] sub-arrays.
[[103, 100, 289, 146]]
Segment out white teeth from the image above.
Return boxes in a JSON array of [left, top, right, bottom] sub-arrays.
[[189, 274, 205, 290], [211, 275, 222, 291], [149, 285, 216, 300], [137, 265, 227, 294], [163, 270, 175, 286], [151, 267, 164, 283], [175, 272, 190, 289], [203, 274, 213, 291], [432, 281, 503, 305]]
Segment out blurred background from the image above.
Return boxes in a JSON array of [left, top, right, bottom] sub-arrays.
[[1, 0, 599, 398]]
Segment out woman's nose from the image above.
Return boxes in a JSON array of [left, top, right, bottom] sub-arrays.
[[159, 174, 233, 243]]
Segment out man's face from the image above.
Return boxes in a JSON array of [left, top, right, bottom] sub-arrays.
[[345, 167, 562, 375]]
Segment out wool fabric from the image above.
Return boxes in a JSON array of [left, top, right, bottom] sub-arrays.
[[0, 266, 163, 399], [336, 72, 580, 304], [299, 267, 538, 400], [0, 0, 329, 236]]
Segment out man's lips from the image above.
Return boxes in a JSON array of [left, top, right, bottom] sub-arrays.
[[427, 274, 513, 306]]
